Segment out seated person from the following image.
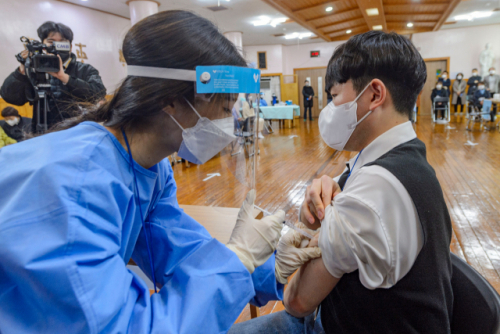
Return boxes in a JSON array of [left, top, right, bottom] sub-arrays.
[[241, 95, 265, 138], [431, 82, 449, 120], [1, 107, 29, 142], [438, 71, 451, 91], [258, 92, 268, 106], [473, 82, 494, 121], [0, 126, 17, 148], [230, 31, 453, 333]]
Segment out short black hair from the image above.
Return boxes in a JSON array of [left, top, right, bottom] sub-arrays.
[[37, 21, 73, 43], [1, 107, 20, 118], [326, 31, 426, 117], [472, 68, 478, 71], [442, 71, 448, 74]]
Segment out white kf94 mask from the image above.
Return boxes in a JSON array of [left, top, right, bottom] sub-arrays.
[[319, 84, 372, 151], [169, 99, 236, 165]]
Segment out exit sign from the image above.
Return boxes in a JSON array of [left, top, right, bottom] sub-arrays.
[[310, 50, 320, 58]]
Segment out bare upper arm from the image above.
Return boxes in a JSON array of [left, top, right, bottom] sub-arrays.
[[284, 256, 341, 318]]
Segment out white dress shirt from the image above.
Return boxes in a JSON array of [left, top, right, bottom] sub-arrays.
[[319, 122, 424, 290]]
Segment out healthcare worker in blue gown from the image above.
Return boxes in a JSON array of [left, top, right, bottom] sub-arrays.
[[0, 10, 322, 334]]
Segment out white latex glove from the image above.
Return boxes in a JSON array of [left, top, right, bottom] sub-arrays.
[[227, 190, 285, 273], [275, 222, 322, 284]]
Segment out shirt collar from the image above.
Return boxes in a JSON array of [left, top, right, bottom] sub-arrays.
[[347, 121, 416, 173]]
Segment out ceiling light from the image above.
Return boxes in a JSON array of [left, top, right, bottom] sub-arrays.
[[346, 29, 352, 34], [366, 8, 379, 16], [270, 18, 287, 27], [252, 16, 288, 27], [326, 6, 333, 12], [407, 22, 414, 27], [372, 25, 383, 30], [454, 11, 493, 21], [284, 32, 314, 39]]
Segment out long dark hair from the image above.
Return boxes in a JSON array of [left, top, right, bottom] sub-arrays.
[[53, 10, 246, 132]]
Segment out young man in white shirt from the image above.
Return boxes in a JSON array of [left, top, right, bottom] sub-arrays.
[[230, 31, 453, 333]]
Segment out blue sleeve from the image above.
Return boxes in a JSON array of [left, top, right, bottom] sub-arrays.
[[132, 163, 282, 332], [249, 253, 284, 307]]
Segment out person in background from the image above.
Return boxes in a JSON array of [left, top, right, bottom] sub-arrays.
[[438, 71, 451, 91], [473, 82, 494, 121], [485, 67, 500, 95], [452, 73, 466, 114], [431, 81, 449, 120], [0, 21, 106, 133], [241, 95, 265, 139], [1, 107, 30, 142], [467, 68, 481, 96], [302, 80, 314, 121], [259, 92, 268, 106], [0, 126, 16, 148]]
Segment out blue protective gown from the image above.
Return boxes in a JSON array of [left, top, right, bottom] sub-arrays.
[[0, 122, 283, 334]]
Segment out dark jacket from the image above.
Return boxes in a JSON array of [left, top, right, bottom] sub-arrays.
[[438, 78, 451, 91], [473, 89, 491, 106], [467, 75, 482, 95], [0, 53, 105, 133], [0, 117, 31, 142], [302, 86, 314, 106], [431, 88, 449, 102]]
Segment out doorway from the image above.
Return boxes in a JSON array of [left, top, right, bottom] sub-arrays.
[[295, 67, 328, 119], [421, 58, 449, 116]]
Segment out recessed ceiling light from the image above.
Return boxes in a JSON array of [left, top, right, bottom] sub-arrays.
[[284, 32, 313, 39], [407, 22, 414, 27], [455, 11, 493, 21], [372, 25, 383, 30], [326, 6, 333, 12], [252, 16, 288, 27], [366, 8, 379, 16], [346, 29, 352, 34]]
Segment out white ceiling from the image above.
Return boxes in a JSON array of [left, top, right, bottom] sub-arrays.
[[62, 0, 319, 46], [442, 0, 500, 30]]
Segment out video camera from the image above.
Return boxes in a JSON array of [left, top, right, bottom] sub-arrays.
[[16, 36, 70, 87], [15, 36, 71, 132]]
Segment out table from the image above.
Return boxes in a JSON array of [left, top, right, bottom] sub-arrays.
[[259, 105, 301, 128]]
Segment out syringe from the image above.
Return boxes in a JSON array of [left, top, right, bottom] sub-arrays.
[[254, 205, 314, 239]]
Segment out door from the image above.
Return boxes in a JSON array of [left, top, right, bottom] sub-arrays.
[[296, 67, 327, 118], [421, 60, 448, 116]]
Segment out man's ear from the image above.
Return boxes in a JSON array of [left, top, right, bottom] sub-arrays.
[[368, 79, 386, 111], [162, 101, 177, 116]]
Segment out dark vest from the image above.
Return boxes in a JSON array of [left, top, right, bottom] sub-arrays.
[[321, 138, 453, 333]]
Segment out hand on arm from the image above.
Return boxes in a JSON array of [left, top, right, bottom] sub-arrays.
[[300, 175, 341, 230], [275, 223, 322, 284]]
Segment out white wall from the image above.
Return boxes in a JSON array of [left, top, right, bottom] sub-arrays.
[[0, 0, 131, 94], [412, 23, 500, 77], [246, 24, 500, 77], [243, 44, 284, 74]]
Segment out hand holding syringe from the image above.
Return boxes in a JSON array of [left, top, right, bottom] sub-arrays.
[[254, 205, 314, 239]]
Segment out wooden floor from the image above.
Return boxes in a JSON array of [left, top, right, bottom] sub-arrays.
[[173, 114, 500, 321]]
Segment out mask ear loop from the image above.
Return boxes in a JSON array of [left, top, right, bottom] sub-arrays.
[[168, 98, 202, 130], [184, 98, 203, 119]]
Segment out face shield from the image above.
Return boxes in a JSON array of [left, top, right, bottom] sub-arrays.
[[127, 65, 262, 225]]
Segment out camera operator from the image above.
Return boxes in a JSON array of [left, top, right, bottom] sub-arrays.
[[0, 21, 106, 133]]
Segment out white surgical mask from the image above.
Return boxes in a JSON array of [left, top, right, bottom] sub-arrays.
[[318, 84, 372, 151], [6, 118, 20, 126], [442, 74, 447, 79], [478, 85, 485, 90], [457, 75, 463, 80], [472, 72, 478, 76], [170, 99, 236, 164], [490, 70, 496, 75], [436, 84, 443, 90]]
